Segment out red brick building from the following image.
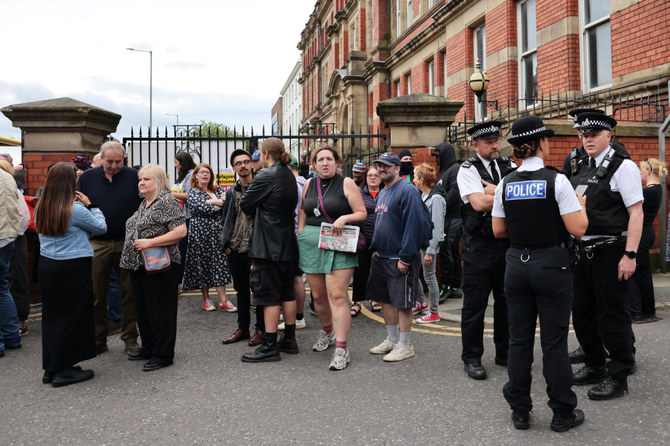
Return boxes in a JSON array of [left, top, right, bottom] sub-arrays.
[[298, 0, 670, 255], [298, 0, 669, 163]]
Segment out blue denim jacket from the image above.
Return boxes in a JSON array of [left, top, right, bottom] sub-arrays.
[[39, 202, 107, 260]]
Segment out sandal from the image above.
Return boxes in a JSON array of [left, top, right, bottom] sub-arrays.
[[350, 302, 362, 317], [371, 301, 382, 312]]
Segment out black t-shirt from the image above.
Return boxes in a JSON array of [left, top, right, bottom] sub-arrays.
[[78, 166, 141, 241], [642, 184, 662, 226], [303, 174, 352, 226]]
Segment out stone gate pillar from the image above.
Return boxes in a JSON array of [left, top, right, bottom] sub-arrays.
[[376, 93, 464, 167], [1, 97, 121, 195]]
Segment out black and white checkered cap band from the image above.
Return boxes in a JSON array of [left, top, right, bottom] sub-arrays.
[[471, 125, 500, 139], [511, 126, 548, 139], [579, 118, 612, 131]]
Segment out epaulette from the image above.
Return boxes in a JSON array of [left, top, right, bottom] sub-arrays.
[[462, 155, 478, 168], [544, 165, 562, 173], [497, 156, 513, 167]]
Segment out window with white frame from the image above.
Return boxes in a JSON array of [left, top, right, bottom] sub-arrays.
[[428, 60, 435, 95], [518, 0, 537, 103], [407, 73, 412, 94], [407, 0, 413, 27], [473, 24, 487, 121], [396, 0, 402, 36], [581, 0, 611, 89]]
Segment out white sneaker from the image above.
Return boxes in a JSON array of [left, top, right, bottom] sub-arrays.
[[277, 317, 306, 331], [295, 317, 306, 330], [329, 348, 351, 371], [312, 330, 335, 351], [383, 344, 415, 362], [202, 299, 216, 311], [369, 337, 396, 355]]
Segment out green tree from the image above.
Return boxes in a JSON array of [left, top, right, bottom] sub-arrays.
[[189, 121, 241, 137]]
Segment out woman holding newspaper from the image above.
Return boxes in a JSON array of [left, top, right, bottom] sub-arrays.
[[297, 145, 367, 370]]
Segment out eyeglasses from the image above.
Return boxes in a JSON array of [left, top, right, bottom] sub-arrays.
[[644, 158, 653, 170], [234, 160, 251, 167]]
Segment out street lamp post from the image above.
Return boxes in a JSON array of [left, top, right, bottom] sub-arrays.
[[126, 47, 153, 133]]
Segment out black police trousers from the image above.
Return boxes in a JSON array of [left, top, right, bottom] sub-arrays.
[[460, 231, 509, 364], [572, 239, 635, 381], [502, 246, 577, 413]]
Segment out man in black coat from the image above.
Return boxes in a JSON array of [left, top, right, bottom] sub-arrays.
[[432, 143, 463, 302], [239, 138, 299, 363]]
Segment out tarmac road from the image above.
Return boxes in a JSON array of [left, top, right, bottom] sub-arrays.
[[1, 284, 669, 445]]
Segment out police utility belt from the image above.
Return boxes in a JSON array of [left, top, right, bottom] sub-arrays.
[[514, 240, 579, 263], [578, 236, 624, 259]]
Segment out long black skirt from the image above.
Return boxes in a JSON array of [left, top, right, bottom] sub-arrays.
[[39, 256, 96, 373]]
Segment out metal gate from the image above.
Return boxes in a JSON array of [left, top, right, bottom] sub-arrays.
[[122, 124, 388, 184]]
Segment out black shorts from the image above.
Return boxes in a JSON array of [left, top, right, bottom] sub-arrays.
[[249, 259, 295, 306], [294, 259, 303, 277], [366, 255, 420, 309]]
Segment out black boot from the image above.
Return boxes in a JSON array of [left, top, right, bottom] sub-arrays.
[[587, 376, 628, 400], [568, 346, 586, 364], [241, 333, 280, 363], [278, 324, 299, 354], [573, 365, 607, 385]]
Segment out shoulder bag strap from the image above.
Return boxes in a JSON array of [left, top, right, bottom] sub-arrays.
[[316, 176, 334, 224]]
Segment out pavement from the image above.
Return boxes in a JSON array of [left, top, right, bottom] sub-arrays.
[[1, 275, 670, 445]]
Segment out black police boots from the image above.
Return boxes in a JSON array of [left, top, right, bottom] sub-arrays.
[[573, 365, 607, 385], [568, 346, 586, 364], [587, 376, 628, 400], [511, 410, 530, 430], [551, 409, 585, 432]]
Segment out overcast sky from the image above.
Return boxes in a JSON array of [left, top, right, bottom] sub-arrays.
[[0, 0, 315, 142]]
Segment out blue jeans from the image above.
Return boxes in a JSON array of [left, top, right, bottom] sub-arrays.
[[0, 241, 20, 353], [416, 248, 440, 314], [107, 267, 122, 325]]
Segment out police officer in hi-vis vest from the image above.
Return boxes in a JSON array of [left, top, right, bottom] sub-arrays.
[[569, 112, 643, 400], [492, 116, 588, 432], [457, 121, 515, 380]]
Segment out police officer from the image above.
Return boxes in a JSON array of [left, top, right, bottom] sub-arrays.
[[457, 121, 515, 380], [563, 108, 632, 364], [569, 112, 643, 400], [492, 116, 588, 432]]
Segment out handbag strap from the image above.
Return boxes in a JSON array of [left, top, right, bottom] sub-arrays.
[[316, 176, 334, 224]]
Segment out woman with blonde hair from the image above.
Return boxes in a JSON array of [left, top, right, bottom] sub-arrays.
[[631, 158, 665, 322], [120, 165, 186, 371], [36, 162, 107, 386], [183, 163, 235, 311]]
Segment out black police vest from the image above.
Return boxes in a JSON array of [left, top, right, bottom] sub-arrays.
[[569, 146, 629, 236], [502, 168, 569, 248], [461, 156, 515, 238]]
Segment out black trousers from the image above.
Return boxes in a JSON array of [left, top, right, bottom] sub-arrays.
[[351, 248, 372, 302], [131, 267, 179, 364], [628, 224, 656, 315], [439, 217, 463, 289], [228, 250, 264, 331], [460, 231, 509, 364], [9, 233, 30, 321], [502, 247, 577, 414], [572, 239, 635, 381]]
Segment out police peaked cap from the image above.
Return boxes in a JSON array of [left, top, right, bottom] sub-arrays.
[[467, 121, 502, 139], [507, 115, 554, 146], [568, 108, 605, 128], [575, 112, 617, 133]]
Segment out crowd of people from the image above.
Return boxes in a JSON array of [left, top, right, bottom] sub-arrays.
[[0, 110, 664, 433]]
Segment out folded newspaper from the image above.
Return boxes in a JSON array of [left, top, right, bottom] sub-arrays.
[[318, 222, 360, 253]]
